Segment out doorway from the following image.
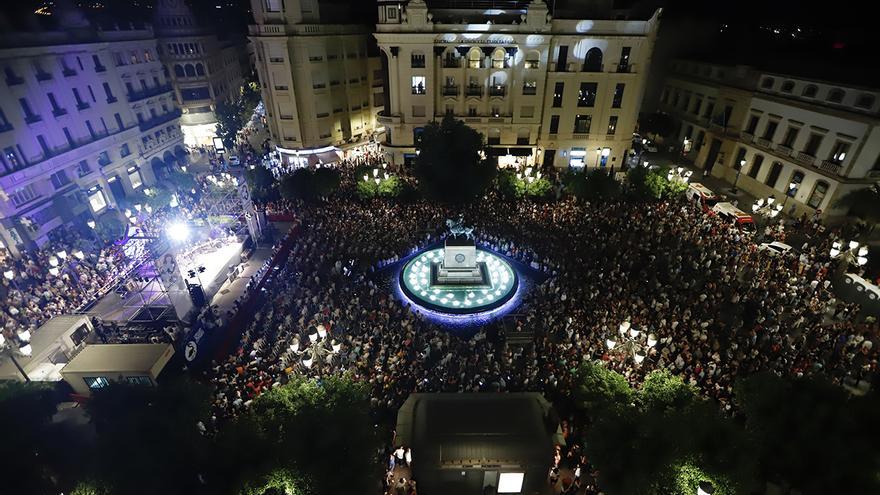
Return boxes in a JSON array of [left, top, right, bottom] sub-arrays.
[[542, 149, 556, 168], [703, 138, 722, 175], [108, 177, 126, 202]]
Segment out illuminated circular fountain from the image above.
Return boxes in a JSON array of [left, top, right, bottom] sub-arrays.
[[399, 244, 518, 315]]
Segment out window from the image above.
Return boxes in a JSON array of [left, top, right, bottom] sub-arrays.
[[174, 65, 184, 78], [611, 83, 625, 108], [77, 159, 91, 177], [128, 167, 142, 189], [468, 49, 482, 69], [692, 98, 702, 116], [125, 376, 152, 386], [84, 376, 110, 390], [765, 161, 783, 189], [522, 80, 537, 95], [97, 150, 111, 166], [733, 147, 746, 169], [47, 92, 63, 115], [747, 154, 764, 178], [20, 98, 39, 122], [807, 181, 829, 208], [386, 5, 397, 18], [467, 106, 477, 117], [114, 113, 124, 130], [703, 102, 714, 119], [524, 53, 540, 69], [827, 88, 845, 103], [9, 185, 38, 207], [790, 171, 805, 191], [618, 46, 631, 70], [491, 48, 506, 69], [411, 52, 425, 68], [744, 115, 759, 134], [802, 85, 818, 98], [556, 45, 569, 71], [552, 82, 564, 107], [583, 47, 602, 72], [573, 114, 592, 134], [498, 473, 524, 494], [762, 120, 778, 140], [761, 77, 775, 89], [63, 127, 74, 147], [781, 81, 795, 93], [577, 82, 597, 107], [50, 170, 70, 189], [195, 64, 205, 76], [102, 82, 115, 102], [120, 143, 130, 157], [855, 94, 875, 109], [607, 116, 618, 135], [828, 141, 850, 164], [803, 133, 823, 156], [411, 76, 426, 95], [781, 126, 799, 147], [549, 115, 560, 134]]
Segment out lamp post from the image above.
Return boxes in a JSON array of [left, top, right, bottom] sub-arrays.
[[830, 240, 868, 270], [605, 321, 658, 364], [0, 333, 32, 382], [291, 324, 341, 371], [781, 181, 798, 211], [751, 196, 783, 224], [731, 159, 746, 194], [667, 166, 693, 184]]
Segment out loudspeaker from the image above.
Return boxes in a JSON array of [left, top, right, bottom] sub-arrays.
[[187, 282, 207, 307]]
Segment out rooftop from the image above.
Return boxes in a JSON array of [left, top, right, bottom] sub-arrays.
[[62, 343, 174, 374]]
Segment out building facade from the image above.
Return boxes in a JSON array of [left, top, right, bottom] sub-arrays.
[[154, 0, 250, 148], [249, 0, 386, 165], [659, 59, 880, 218], [374, 0, 661, 168], [0, 11, 185, 256]]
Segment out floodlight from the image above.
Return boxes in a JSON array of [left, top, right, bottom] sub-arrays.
[[166, 222, 190, 242]]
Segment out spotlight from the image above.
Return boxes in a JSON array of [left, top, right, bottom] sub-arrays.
[[166, 222, 190, 242]]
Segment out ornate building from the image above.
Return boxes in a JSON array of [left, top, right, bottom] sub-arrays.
[[249, 0, 385, 165], [374, 0, 661, 168], [0, 3, 185, 255], [154, 0, 250, 147], [660, 59, 880, 218]]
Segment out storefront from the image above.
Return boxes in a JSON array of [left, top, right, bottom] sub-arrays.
[[488, 147, 535, 168]]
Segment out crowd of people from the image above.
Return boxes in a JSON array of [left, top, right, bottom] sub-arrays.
[[200, 165, 876, 493]]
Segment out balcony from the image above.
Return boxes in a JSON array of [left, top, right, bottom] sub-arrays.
[[819, 160, 843, 175], [740, 131, 753, 143], [524, 60, 540, 69], [126, 83, 173, 103], [36, 72, 53, 81], [62, 68, 77, 77], [411, 57, 426, 69], [94, 65, 107, 73], [279, 114, 293, 120], [138, 108, 181, 132], [5, 75, 24, 86], [312, 83, 326, 90], [442, 85, 459, 96], [412, 86, 426, 95], [24, 114, 42, 124], [316, 113, 329, 118], [489, 85, 506, 97], [97, 156, 112, 167], [106, 96, 118, 104], [522, 86, 537, 95], [76, 101, 90, 111], [52, 108, 68, 117], [309, 56, 323, 62], [616, 63, 632, 73], [442, 58, 459, 68], [776, 144, 792, 156], [754, 137, 773, 150], [794, 151, 815, 166], [466, 85, 483, 97], [0, 122, 12, 133]]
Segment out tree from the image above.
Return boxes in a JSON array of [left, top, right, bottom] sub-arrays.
[[279, 168, 339, 202], [245, 165, 278, 203], [639, 112, 675, 139], [356, 175, 403, 199], [233, 375, 380, 495], [497, 169, 552, 199], [414, 115, 496, 202], [638, 369, 698, 413], [216, 99, 246, 150], [572, 361, 634, 414], [834, 184, 880, 224], [627, 167, 686, 200], [564, 169, 620, 201], [86, 379, 213, 495], [93, 212, 126, 243], [0, 382, 64, 495], [735, 373, 880, 494]]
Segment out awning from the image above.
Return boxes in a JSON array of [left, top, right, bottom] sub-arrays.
[[487, 147, 533, 157]]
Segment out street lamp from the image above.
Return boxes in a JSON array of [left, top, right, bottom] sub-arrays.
[[830, 240, 868, 268], [752, 196, 783, 219], [781, 181, 798, 210], [293, 324, 340, 370], [0, 333, 31, 381], [697, 481, 714, 495], [731, 159, 746, 194], [605, 321, 658, 364]]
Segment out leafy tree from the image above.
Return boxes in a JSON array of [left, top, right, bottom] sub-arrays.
[[639, 112, 675, 139], [93, 212, 126, 243], [216, 99, 246, 150], [564, 169, 620, 201], [735, 373, 880, 494], [238, 468, 308, 495], [0, 382, 63, 495], [245, 165, 278, 203], [86, 379, 213, 495], [638, 369, 698, 413], [662, 459, 736, 495], [497, 170, 552, 199], [240, 80, 262, 120], [233, 375, 380, 495], [572, 361, 634, 414], [70, 480, 112, 495], [414, 115, 495, 202], [627, 167, 686, 200], [311, 168, 341, 198], [168, 170, 198, 192], [834, 184, 880, 224], [279, 168, 339, 202], [356, 175, 403, 199]]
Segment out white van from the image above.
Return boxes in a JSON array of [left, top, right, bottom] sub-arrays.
[[711, 202, 756, 232], [686, 183, 720, 212]]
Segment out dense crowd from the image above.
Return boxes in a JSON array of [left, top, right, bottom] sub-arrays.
[[201, 175, 877, 493]]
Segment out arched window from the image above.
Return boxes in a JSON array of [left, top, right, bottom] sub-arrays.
[[583, 47, 602, 72], [765, 161, 783, 189], [468, 48, 482, 69], [173, 64, 184, 78], [516, 128, 530, 145], [195, 63, 205, 76], [524, 51, 540, 69], [184, 64, 196, 77], [491, 48, 506, 69], [761, 77, 775, 89], [827, 88, 845, 103], [855, 94, 875, 108], [807, 180, 829, 208], [802, 85, 818, 98], [781, 81, 795, 93], [487, 128, 501, 145]]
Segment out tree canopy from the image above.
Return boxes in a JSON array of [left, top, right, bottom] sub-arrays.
[[834, 184, 880, 223], [639, 112, 676, 139], [279, 168, 340, 202], [564, 169, 621, 201], [414, 115, 496, 202]]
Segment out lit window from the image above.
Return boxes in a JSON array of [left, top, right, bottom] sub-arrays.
[[498, 473, 524, 493], [87, 187, 107, 212], [411, 76, 426, 95]]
